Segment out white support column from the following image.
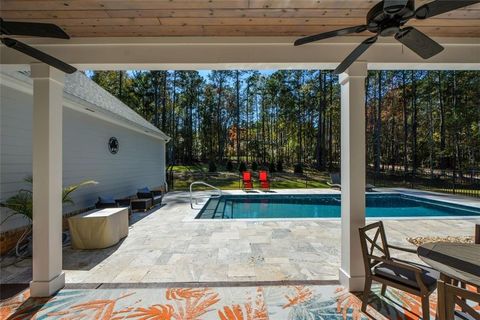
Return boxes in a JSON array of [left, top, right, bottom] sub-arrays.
[[339, 62, 367, 292], [30, 63, 65, 297]]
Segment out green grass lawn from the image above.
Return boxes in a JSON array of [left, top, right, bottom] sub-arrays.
[[171, 169, 330, 191], [169, 166, 478, 198], [171, 164, 209, 173]]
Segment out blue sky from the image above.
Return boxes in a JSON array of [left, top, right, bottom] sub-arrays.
[[198, 70, 275, 79], [86, 70, 276, 79]]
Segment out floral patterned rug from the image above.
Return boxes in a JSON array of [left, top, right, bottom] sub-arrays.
[[1, 284, 441, 319]]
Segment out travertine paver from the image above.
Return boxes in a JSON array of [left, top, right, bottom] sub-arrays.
[[1, 189, 479, 284]]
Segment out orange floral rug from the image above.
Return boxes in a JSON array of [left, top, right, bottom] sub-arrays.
[[1, 284, 473, 319]]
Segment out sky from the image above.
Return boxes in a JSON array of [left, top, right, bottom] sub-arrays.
[[198, 70, 275, 79], [86, 70, 276, 80]]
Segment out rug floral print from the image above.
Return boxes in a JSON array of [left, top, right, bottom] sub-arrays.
[[0, 284, 459, 320]]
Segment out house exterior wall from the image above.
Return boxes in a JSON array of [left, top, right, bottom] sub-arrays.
[[0, 85, 166, 233]]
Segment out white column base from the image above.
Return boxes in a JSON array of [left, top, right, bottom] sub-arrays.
[[30, 271, 65, 297], [339, 267, 365, 292]]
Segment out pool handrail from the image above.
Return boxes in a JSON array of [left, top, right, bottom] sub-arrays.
[[189, 181, 222, 209]]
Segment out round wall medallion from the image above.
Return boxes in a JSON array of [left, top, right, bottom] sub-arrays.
[[108, 137, 119, 154]]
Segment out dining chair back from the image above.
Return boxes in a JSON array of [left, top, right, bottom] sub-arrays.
[[437, 280, 480, 320], [359, 221, 439, 320], [359, 221, 391, 272]]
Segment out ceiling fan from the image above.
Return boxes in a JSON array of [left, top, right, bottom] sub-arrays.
[[1, 18, 77, 74], [294, 0, 480, 74]]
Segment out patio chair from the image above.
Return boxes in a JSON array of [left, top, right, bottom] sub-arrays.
[[327, 172, 375, 191], [95, 196, 132, 215], [137, 187, 162, 206], [437, 280, 480, 320], [327, 172, 342, 189], [242, 171, 253, 191], [95, 196, 118, 209], [359, 221, 439, 319], [259, 170, 270, 191]]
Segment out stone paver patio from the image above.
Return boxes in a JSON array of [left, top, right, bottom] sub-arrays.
[[1, 189, 479, 285]]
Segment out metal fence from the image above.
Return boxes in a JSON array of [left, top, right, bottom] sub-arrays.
[[367, 168, 480, 198]]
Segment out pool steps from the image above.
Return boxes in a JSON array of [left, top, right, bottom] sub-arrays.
[[197, 198, 219, 219]]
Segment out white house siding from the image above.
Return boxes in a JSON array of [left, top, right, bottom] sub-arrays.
[[0, 83, 166, 232], [1, 85, 34, 232], [62, 107, 165, 210]]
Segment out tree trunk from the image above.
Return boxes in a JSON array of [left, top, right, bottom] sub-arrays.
[[246, 80, 250, 163], [402, 71, 408, 177], [161, 71, 167, 132], [374, 71, 382, 175], [438, 71, 446, 172], [171, 71, 177, 164], [235, 70, 241, 164], [411, 70, 418, 175], [328, 72, 333, 170], [153, 72, 159, 128], [217, 78, 224, 162], [390, 80, 396, 172], [316, 70, 323, 169]]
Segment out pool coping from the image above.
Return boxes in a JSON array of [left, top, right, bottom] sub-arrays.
[[185, 189, 480, 222]]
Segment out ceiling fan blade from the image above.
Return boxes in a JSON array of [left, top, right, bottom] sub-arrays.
[[415, 0, 480, 19], [334, 36, 377, 74], [395, 26, 444, 59], [1, 38, 77, 74], [0, 18, 70, 39], [384, 0, 409, 13], [294, 25, 367, 46]]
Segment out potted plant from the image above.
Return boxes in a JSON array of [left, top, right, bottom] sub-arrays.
[[0, 176, 97, 258]]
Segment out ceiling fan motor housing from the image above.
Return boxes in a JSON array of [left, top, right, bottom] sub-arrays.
[[367, 0, 415, 36]]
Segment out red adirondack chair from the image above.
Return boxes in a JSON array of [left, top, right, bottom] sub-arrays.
[[242, 171, 253, 191], [259, 170, 270, 191]]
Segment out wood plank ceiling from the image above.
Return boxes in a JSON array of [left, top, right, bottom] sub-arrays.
[[1, 0, 479, 38]]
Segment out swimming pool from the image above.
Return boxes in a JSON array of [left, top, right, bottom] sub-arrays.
[[196, 193, 480, 219]]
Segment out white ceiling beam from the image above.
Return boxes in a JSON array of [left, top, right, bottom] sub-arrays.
[[1, 36, 479, 71]]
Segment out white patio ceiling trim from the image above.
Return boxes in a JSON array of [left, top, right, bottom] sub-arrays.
[[1, 36, 479, 71]]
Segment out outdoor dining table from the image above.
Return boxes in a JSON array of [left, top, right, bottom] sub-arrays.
[[417, 242, 480, 287]]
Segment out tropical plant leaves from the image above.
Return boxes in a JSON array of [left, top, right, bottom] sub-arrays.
[[0, 176, 97, 223]]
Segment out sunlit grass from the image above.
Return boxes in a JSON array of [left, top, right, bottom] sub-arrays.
[[171, 169, 330, 191], [169, 166, 478, 197]]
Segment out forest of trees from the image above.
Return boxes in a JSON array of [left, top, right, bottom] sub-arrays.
[[89, 70, 480, 176]]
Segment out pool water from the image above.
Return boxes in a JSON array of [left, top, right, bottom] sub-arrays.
[[196, 193, 480, 219]]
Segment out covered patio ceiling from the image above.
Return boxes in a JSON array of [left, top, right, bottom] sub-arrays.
[[1, 0, 480, 71], [1, 0, 480, 37]]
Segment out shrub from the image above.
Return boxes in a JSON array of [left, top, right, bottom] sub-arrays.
[[276, 160, 284, 172], [269, 162, 276, 173], [294, 163, 303, 174], [208, 161, 217, 172], [251, 161, 258, 171], [226, 160, 233, 171], [238, 161, 247, 173]]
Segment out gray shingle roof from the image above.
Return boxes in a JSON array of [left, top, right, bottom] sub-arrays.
[[4, 71, 170, 141]]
